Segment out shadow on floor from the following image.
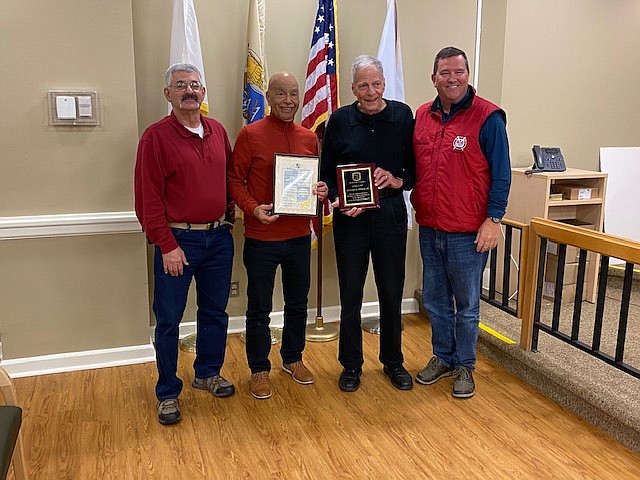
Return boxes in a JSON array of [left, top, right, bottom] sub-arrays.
[[479, 269, 640, 452], [416, 269, 640, 452]]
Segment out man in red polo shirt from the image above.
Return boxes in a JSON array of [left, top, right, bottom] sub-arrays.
[[135, 63, 235, 425]]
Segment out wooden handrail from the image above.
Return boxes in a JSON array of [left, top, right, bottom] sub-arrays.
[[530, 218, 640, 264], [501, 218, 528, 230], [520, 217, 640, 350]]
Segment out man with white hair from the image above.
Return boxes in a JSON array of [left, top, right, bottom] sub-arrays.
[[320, 55, 415, 393]]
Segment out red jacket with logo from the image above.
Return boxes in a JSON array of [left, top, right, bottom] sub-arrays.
[[412, 93, 502, 232]]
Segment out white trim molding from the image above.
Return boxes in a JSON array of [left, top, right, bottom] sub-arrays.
[[1, 298, 420, 378], [1, 343, 155, 378], [176, 298, 420, 337], [0, 211, 141, 240]]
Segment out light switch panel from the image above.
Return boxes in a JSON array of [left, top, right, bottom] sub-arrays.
[[77, 96, 92, 117], [48, 90, 99, 126], [56, 96, 77, 119]]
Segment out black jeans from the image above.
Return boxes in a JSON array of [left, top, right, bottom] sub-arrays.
[[333, 194, 407, 371], [243, 235, 311, 373]]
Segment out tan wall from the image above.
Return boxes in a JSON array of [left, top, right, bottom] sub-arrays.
[[11, 0, 637, 360], [478, 0, 508, 105], [0, 0, 148, 360], [501, 0, 640, 169], [0, 0, 139, 216], [133, 0, 478, 323], [0, 235, 150, 359]]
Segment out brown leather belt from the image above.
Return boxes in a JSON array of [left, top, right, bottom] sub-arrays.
[[169, 221, 223, 230]]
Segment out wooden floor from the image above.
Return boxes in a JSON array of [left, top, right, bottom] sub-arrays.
[[8, 313, 640, 479]]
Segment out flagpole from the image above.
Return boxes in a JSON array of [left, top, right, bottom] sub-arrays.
[[307, 126, 339, 342], [171, 0, 209, 352], [362, 0, 407, 335], [237, 0, 282, 346]]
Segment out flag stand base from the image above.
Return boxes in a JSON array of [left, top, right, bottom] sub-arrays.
[[239, 327, 282, 345], [306, 316, 339, 342], [179, 333, 198, 353], [361, 317, 404, 335]]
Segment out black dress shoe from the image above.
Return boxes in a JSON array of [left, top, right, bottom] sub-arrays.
[[338, 369, 362, 392], [383, 365, 414, 390]]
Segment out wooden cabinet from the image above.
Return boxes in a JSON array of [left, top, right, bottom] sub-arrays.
[[506, 167, 608, 303]]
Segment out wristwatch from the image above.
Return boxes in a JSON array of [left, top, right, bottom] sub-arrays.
[[489, 217, 502, 224]]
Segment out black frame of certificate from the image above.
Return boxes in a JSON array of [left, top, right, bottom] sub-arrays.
[[272, 153, 320, 216], [336, 163, 380, 211]]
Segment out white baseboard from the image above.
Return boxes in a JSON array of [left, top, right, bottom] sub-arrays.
[[1, 343, 156, 378], [176, 298, 420, 337], [1, 298, 419, 379]]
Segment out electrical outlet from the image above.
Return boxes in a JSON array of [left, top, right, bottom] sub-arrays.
[[230, 281, 240, 297]]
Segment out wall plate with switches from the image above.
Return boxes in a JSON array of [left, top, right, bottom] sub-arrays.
[[230, 281, 240, 297], [47, 90, 99, 126]]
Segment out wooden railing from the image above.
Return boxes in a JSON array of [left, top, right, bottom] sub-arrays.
[[519, 218, 640, 378]]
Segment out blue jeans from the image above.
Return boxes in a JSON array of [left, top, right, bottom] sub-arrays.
[[418, 226, 488, 370], [243, 235, 311, 373], [153, 226, 233, 401]]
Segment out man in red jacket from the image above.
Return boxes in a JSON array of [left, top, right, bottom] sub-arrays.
[[135, 63, 235, 425], [412, 47, 511, 399], [229, 72, 328, 400]]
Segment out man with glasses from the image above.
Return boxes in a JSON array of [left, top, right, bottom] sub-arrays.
[[135, 63, 235, 425]]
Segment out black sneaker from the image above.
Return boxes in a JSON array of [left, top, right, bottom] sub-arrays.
[[416, 356, 457, 385], [338, 369, 362, 392], [192, 375, 235, 398], [157, 398, 181, 425], [452, 367, 475, 398]]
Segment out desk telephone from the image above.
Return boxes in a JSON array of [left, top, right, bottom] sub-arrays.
[[526, 145, 567, 174]]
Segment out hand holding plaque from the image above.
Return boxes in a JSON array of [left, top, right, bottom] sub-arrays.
[[336, 163, 380, 211]]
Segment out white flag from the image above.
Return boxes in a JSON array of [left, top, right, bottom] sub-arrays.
[[377, 0, 412, 228], [169, 0, 209, 116], [377, 0, 404, 102]]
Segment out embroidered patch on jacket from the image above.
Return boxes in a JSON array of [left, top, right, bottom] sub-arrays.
[[453, 136, 467, 151]]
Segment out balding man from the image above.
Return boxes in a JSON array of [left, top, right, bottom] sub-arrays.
[[229, 72, 328, 400]]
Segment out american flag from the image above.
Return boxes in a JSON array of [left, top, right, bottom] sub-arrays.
[[301, 0, 339, 132]]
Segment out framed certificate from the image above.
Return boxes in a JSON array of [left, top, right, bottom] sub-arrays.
[[336, 163, 380, 211], [273, 154, 320, 216]]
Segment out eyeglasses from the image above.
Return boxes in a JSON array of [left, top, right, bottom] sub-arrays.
[[169, 81, 203, 92]]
